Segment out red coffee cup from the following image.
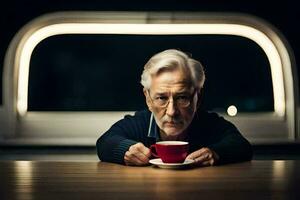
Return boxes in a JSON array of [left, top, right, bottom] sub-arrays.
[[150, 141, 189, 163]]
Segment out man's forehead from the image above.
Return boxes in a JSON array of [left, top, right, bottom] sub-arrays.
[[150, 83, 193, 93], [149, 68, 193, 92]]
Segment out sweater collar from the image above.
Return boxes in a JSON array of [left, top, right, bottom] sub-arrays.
[[147, 113, 161, 141]]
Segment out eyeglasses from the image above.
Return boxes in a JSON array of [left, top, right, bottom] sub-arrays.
[[147, 89, 197, 108]]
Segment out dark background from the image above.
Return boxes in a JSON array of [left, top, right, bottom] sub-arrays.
[[0, 0, 299, 106], [28, 34, 272, 112]]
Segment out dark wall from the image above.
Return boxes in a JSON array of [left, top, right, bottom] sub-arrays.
[[0, 0, 299, 105]]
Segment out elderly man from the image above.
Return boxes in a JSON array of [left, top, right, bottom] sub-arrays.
[[96, 49, 252, 166]]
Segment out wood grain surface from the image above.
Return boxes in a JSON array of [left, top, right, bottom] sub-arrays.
[[0, 160, 299, 200]]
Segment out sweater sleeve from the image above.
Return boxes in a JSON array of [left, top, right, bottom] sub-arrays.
[[206, 113, 253, 164], [96, 112, 148, 164]]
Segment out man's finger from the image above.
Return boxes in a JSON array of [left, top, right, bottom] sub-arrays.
[[126, 148, 150, 165], [133, 151, 150, 163], [125, 150, 144, 164], [131, 155, 146, 166], [198, 159, 213, 167], [186, 151, 201, 160], [134, 143, 151, 157], [193, 153, 211, 163], [124, 151, 146, 166], [186, 148, 210, 160], [129, 146, 150, 163]]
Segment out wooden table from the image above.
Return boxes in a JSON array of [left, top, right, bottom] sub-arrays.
[[1, 160, 299, 200]]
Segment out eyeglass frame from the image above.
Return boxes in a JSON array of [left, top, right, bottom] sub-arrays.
[[146, 88, 198, 108]]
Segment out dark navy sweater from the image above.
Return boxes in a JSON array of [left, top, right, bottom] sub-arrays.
[[96, 109, 253, 165]]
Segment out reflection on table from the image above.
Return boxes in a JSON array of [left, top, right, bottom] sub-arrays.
[[0, 160, 299, 200]]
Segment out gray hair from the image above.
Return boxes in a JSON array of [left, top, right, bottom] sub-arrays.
[[140, 49, 205, 90]]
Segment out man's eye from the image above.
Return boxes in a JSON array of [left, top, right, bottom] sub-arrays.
[[177, 96, 189, 100], [156, 96, 168, 101]]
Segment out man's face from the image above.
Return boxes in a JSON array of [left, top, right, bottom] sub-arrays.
[[144, 69, 198, 139]]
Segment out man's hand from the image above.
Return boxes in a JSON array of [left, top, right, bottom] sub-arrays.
[[186, 147, 219, 167], [124, 142, 151, 166]]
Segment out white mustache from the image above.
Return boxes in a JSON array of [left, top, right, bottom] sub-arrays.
[[162, 116, 183, 124]]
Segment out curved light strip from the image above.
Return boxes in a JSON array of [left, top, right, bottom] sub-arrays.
[[18, 23, 285, 116]]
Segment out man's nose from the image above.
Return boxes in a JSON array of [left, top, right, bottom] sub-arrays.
[[166, 99, 177, 117]]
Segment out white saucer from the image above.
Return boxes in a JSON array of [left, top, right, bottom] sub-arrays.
[[149, 158, 195, 169]]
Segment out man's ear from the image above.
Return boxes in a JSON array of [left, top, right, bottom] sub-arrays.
[[143, 89, 153, 112]]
